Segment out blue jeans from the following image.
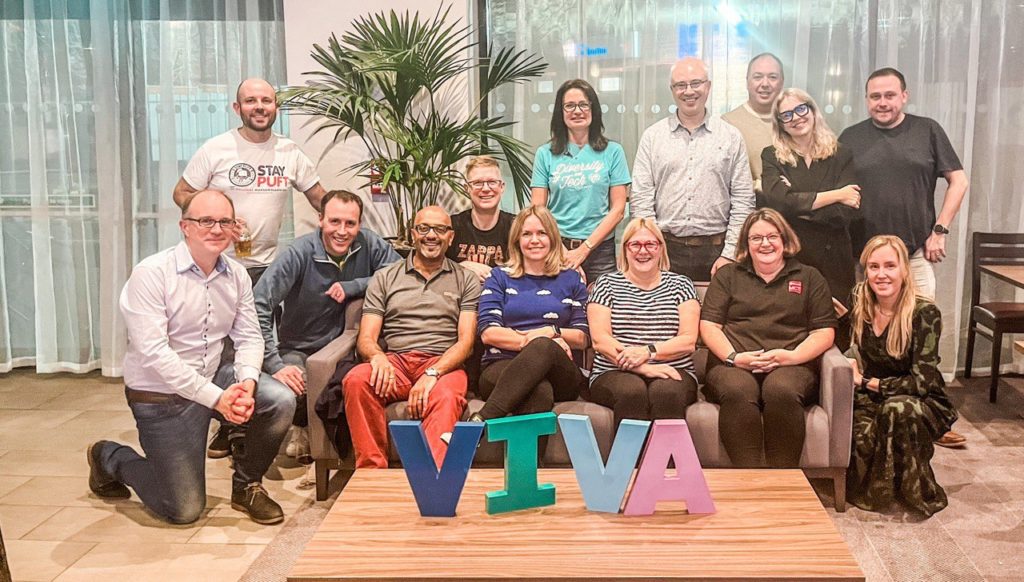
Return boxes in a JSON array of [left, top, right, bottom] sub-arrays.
[[98, 363, 295, 524]]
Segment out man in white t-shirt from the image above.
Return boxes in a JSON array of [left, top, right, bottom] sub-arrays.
[[174, 78, 327, 459], [173, 77, 327, 282]]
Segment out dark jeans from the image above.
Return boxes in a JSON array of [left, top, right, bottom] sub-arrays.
[[478, 337, 585, 420], [564, 237, 617, 285], [662, 231, 725, 283], [589, 369, 698, 429], [703, 360, 818, 468], [98, 362, 294, 524]]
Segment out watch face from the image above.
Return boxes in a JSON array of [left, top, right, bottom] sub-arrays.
[[933, 224, 949, 234]]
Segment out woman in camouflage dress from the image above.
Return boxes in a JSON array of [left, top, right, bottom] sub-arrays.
[[846, 236, 957, 516]]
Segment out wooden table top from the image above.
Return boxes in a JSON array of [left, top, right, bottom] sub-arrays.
[[981, 264, 1024, 289], [289, 468, 863, 581]]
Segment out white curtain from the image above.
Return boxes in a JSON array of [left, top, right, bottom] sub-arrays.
[[0, 0, 287, 376], [487, 0, 1024, 376]]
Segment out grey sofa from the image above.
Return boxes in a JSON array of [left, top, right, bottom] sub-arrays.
[[305, 299, 854, 510]]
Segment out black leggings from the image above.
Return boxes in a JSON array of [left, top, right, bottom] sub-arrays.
[[703, 362, 818, 468], [478, 338, 585, 420], [589, 369, 698, 429]]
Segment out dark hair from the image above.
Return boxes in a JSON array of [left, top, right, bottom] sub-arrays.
[[747, 52, 784, 79], [866, 67, 906, 92], [320, 190, 363, 220], [549, 79, 608, 155], [181, 189, 235, 217]]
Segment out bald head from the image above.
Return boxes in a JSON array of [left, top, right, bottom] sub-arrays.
[[181, 189, 235, 218], [670, 57, 709, 84], [411, 206, 453, 262], [236, 78, 275, 103], [234, 78, 278, 136], [669, 57, 711, 125], [414, 205, 452, 227]]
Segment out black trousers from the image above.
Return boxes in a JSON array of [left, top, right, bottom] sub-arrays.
[[589, 369, 698, 429], [703, 361, 818, 468], [478, 338, 585, 420]]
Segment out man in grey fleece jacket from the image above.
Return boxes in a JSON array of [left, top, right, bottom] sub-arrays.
[[253, 190, 400, 461]]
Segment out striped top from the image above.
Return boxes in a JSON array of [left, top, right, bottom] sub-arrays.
[[588, 271, 699, 381]]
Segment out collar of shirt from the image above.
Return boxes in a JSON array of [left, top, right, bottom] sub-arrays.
[[173, 241, 230, 278], [668, 109, 717, 135], [737, 257, 802, 284], [403, 253, 454, 275], [313, 229, 363, 268]]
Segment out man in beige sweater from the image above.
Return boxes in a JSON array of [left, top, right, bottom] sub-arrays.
[[722, 53, 784, 201]]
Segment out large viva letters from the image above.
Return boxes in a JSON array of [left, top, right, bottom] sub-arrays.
[[389, 420, 484, 517], [484, 412, 558, 514]]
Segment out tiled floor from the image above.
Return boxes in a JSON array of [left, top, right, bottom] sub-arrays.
[[3, 369, 1024, 581], [0, 370, 311, 581]]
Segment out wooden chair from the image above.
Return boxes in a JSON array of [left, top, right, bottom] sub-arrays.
[[963, 232, 1024, 402]]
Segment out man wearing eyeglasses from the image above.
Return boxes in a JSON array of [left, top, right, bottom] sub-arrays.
[[88, 190, 295, 525], [632, 57, 755, 283], [723, 53, 785, 199], [343, 206, 481, 468], [447, 156, 516, 282], [252, 190, 400, 465]]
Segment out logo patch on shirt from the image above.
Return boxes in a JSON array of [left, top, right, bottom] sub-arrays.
[[788, 281, 803, 295], [229, 163, 256, 186]]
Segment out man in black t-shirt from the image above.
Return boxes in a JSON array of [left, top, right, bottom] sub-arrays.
[[446, 155, 515, 281], [839, 67, 968, 301], [840, 67, 969, 449]]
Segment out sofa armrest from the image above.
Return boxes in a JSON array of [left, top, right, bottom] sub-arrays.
[[819, 345, 854, 468], [305, 298, 363, 461]]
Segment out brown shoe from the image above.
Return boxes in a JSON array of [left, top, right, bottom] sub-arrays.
[[935, 431, 967, 448]]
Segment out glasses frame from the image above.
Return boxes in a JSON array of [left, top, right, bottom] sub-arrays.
[[748, 233, 783, 245], [468, 179, 504, 190], [184, 217, 238, 230], [777, 103, 811, 124], [562, 101, 592, 113], [626, 240, 662, 253], [412, 223, 454, 236], [670, 79, 708, 92]]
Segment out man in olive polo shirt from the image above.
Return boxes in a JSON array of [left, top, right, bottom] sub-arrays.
[[343, 206, 481, 469]]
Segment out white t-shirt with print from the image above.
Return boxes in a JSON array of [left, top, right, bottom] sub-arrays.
[[182, 128, 320, 267]]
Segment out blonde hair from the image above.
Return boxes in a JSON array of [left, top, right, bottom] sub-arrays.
[[733, 209, 801, 264], [618, 217, 670, 273], [770, 88, 839, 167], [465, 155, 500, 177], [851, 235, 925, 358], [505, 206, 565, 277]]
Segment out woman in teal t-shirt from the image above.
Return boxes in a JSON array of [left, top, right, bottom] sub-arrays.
[[531, 79, 631, 284]]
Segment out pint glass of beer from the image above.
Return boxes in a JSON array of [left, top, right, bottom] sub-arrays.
[[235, 219, 253, 258]]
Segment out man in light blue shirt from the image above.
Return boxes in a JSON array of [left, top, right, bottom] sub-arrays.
[[632, 57, 755, 282], [87, 190, 294, 525]]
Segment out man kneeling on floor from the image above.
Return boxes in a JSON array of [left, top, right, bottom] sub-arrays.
[[88, 189, 294, 525]]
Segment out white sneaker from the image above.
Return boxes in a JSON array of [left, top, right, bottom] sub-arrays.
[[285, 426, 309, 458], [298, 463, 316, 490]]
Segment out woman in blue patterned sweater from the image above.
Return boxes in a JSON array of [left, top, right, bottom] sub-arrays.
[[472, 206, 590, 422]]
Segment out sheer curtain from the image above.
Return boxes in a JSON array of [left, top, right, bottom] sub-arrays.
[[486, 0, 1024, 376], [0, 0, 287, 376]]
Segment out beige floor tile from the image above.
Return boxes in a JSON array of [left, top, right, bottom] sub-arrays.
[[0, 389, 63, 410], [187, 507, 282, 544], [0, 475, 31, 497], [0, 425, 140, 452], [24, 505, 210, 544], [0, 410, 82, 432], [5, 539, 96, 582], [0, 476, 134, 508], [0, 449, 90, 477], [52, 542, 263, 582], [0, 505, 62, 539], [40, 390, 128, 412], [55, 410, 137, 432]]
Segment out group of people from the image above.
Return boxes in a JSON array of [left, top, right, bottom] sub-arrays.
[[86, 52, 969, 528]]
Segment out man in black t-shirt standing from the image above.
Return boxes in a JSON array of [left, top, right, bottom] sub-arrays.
[[447, 155, 515, 281], [840, 67, 969, 449], [840, 67, 968, 300]]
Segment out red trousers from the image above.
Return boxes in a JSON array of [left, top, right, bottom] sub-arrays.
[[343, 351, 467, 468]]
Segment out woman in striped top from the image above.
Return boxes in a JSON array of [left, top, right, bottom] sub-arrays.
[[587, 218, 700, 429]]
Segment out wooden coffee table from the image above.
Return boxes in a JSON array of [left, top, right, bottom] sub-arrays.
[[289, 468, 863, 581]]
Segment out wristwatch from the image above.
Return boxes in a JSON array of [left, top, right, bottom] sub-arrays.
[[933, 224, 950, 235], [860, 376, 872, 390], [425, 367, 441, 378], [725, 351, 738, 367], [646, 344, 658, 359], [551, 325, 562, 338]]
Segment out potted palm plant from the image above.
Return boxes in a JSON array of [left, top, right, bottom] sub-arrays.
[[279, 6, 546, 244]]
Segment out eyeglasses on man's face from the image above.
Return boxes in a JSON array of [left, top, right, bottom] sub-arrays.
[[777, 103, 811, 124], [469, 179, 503, 190], [413, 224, 453, 236], [562, 101, 591, 113], [748, 233, 782, 245], [184, 217, 237, 230], [671, 79, 708, 92], [626, 240, 662, 253]]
